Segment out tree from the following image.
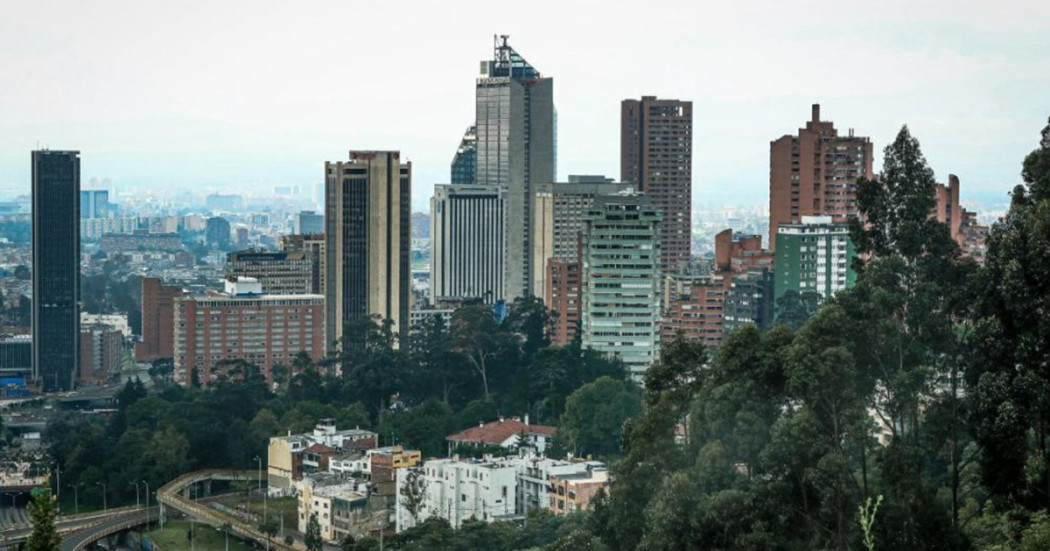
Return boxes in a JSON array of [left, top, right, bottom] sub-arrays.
[[26, 493, 62, 551], [305, 512, 324, 551], [400, 468, 428, 526], [774, 289, 823, 331], [968, 117, 1050, 508], [559, 377, 641, 459], [546, 530, 608, 551], [451, 305, 512, 402]]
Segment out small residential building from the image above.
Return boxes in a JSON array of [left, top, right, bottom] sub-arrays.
[[399, 456, 520, 530], [547, 463, 609, 515], [268, 420, 378, 495], [370, 446, 423, 497], [296, 474, 376, 543], [445, 417, 556, 456]]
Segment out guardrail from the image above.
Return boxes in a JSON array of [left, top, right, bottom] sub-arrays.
[[157, 469, 296, 550]]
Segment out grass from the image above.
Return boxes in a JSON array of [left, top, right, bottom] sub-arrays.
[[146, 519, 256, 551], [243, 495, 299, 532]]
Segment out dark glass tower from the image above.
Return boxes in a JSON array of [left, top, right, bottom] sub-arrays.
[[450, 125, 477, 185], [32, 150, 81, 392]]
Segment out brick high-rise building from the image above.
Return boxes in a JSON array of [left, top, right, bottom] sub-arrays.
[[621, 96, 693, 275], [79, 325, 122, 385], [769, 104, 874, 249], [545, 259, 582, 346], [325, 151, 411, 347], [134, 278, 184, 362], [32, 150, 80, 392], [174, 277, 325, 387]]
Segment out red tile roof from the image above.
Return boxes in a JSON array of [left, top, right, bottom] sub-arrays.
[[304, 443, 335, 455], [447, 419, 556, 445]]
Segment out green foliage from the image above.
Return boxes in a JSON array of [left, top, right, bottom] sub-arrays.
[[26, 493, 62, 551], [304, 512, 323, 551], [559, 377, 641, 459], [775, 289, 823, 331]]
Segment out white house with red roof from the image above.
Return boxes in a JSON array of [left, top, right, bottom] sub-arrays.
[[446, 416, 556, 456]]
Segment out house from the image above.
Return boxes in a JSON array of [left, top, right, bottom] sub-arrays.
[[445, 416, 556, 455], [547, 463, 609, 515], [267, 419, 377, 495]]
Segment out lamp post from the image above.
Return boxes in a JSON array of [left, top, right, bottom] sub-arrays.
[[95, 482, 107, 512], [68, 483, 82, 515], [190, 518, 196, 551], [131, 482, 140, 509], [142, 481, 150, 530]]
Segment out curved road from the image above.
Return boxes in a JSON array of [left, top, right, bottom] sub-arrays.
[[58, 508, 155, 551]]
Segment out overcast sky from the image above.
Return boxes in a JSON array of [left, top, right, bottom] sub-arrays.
[[1, 0, 1047, 212]]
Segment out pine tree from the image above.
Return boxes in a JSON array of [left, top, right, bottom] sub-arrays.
[[26, 493, 62, 551], [304, 512, 323, 551]]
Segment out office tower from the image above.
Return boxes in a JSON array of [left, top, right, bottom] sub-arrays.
[[294, 210, 325, 235], [325, 151, 411, 348], [280, 234, 327, 296], [430, 184, 504, 303], [135, 278, 184, 362], [174, 277, 324, 387], [723, 268, 775, 335], [476, 35, 555, 300], [32, 150, 80, 392], [206, 217, 231, 248], [451, 125, 477, 185], [79, 189, 110, 218], [581, 192, 661, 380], [226, 250, 314, 295], [769, 104, 874, 249], [546, 259, 581, 345], [79, 325, 122, 385], [773, 216, 857, 306], [621, 96, 693, 275], [532, 176, 633, 301]]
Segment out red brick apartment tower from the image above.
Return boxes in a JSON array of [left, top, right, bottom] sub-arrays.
[[134, 277, 184, 362], [621, 96, 693, 275], [769, 104, 873, 249]]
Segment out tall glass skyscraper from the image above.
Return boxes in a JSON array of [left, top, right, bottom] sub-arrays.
[[450, 125, 477, 185], [476, 35, 554, 300], [32, 150, 81, 392]]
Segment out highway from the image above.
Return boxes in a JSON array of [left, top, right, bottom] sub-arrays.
[[0, 506, 152, 549]]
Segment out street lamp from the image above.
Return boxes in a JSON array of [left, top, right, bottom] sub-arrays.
[[131, 482, 140, 509], [95, 482, 107, 512], [68, 483, 82, 515], [142, 480, 150, 530]]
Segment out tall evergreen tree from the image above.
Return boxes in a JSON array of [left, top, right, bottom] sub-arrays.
[[26, 493, 61, 551]]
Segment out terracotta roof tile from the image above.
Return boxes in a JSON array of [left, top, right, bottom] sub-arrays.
[[446, 419, 557, 445]]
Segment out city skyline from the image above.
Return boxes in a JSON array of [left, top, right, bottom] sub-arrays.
[[1, 1, 1047, 212]]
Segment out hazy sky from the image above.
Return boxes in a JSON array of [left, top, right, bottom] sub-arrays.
[[1, 0, 1047, 212]]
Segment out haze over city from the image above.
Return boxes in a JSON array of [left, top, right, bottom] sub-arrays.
[[2, 0, 1048, 211]]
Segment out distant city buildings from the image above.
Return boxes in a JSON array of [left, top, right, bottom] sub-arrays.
[[581, 192, 662, 379], [173, 276, 324, 387], [79, 189, 112, 219], [325, 151, 411, 347], [429, 184, 504, 304], [79, 324, 121, 386], [621, 96, 693, 275], [225, 250, 313, 295], [769, 104, 874, 249], [32, 150, 81, 392], [476, 36, 555, 300], [99, 231, 182, 253], [294, 210, 324, 235], [206, 217, 232, 249]]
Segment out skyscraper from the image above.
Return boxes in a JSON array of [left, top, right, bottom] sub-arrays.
[[476, 35, 555, 300], [430, 184, 504, 304], [621, 96, 693, 275], [581, 192, 662, 380], [769, 104, 874, 249], [450, 125, 477, 185], [325, 151, 411, 349], [32, 150, 80, 392]]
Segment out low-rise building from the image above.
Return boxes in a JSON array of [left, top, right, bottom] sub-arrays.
[[268, 420, 377, 495], [296, 474, 376, 543], [547, 463, 609, 515], [445, 416, 556, 456]]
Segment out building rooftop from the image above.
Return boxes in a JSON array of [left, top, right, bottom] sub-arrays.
[[447, 418, 556, 445]]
